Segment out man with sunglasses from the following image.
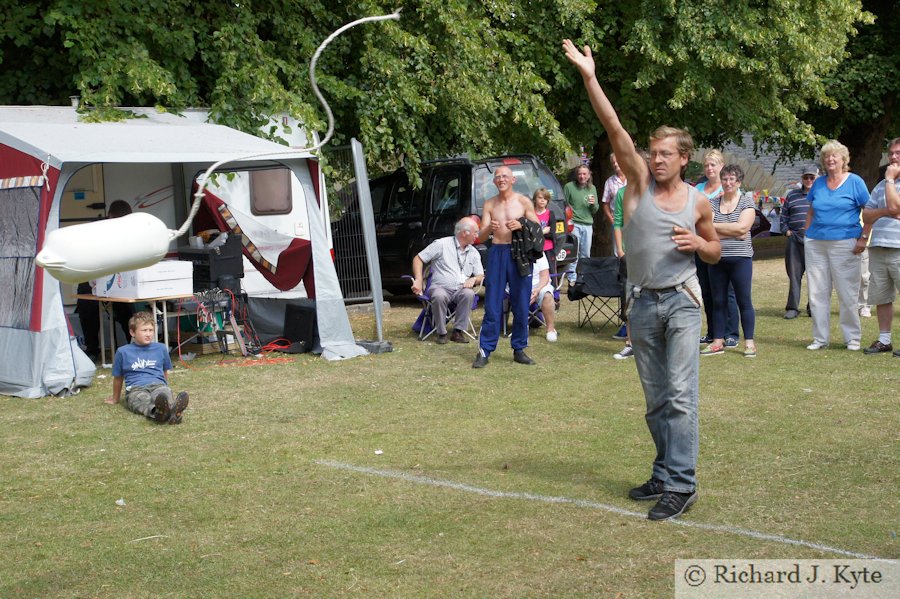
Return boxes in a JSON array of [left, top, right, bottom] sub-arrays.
[[781, 166, 818, 319]]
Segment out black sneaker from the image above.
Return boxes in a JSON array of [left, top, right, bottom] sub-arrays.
[[513, 350, 535, 365], [628, 478, 664, 501], [863, 340, 893, 355], [152, 395, 171, 423], [168, 391, 189, 424], [472, 353, 489, 368], [648, 490, 697, 521]]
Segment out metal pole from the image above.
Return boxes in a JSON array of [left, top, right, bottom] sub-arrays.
[[350, 138, 384, 342]]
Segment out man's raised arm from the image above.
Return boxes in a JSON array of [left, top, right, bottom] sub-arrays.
[[562, 40, 647, 188]]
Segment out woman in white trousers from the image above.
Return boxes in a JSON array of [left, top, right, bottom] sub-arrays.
[[804, 141, 870, 350]]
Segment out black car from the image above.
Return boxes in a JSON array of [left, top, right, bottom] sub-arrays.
[[334, 154, 576, 294]]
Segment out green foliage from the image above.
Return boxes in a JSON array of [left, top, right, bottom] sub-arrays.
[[797, 0, 898, 155], [0, 0, 874, 185]]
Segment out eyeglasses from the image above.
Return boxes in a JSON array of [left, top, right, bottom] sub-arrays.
[[802, 174, 816, 180]]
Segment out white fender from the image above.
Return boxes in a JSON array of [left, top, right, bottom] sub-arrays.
[[36, 213, 173, 284]]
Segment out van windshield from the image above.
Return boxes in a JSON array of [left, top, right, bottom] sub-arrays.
[[473, 161, 563, 213]]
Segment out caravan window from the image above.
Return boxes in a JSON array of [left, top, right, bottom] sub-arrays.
[[250, 168, 292, 215]]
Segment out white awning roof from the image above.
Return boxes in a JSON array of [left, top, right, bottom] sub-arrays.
[[0, 106, 315, 168]]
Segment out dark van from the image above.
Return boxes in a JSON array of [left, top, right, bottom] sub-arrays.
[[336, 154, 576, 293]]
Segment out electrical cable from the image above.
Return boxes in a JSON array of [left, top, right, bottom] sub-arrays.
[[171, 10, 402, 241]]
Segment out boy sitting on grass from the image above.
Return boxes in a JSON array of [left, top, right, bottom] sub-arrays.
[[106, 311, 189, 424]]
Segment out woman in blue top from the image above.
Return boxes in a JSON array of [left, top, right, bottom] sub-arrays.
[[804, 140, 870, 351]]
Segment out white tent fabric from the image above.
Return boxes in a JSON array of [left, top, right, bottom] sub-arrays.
[[0, 106, 365, 398], [0, 106, 313, 167]]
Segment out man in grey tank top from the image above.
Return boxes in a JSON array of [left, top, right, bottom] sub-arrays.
[[564, 40, 721, 521]]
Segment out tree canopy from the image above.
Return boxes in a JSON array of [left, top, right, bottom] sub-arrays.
[[795, 0, 898, 186], [0, 0, 876, 184]]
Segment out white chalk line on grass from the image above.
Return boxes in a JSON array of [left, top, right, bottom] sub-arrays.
[[315, 460, 898, 564]]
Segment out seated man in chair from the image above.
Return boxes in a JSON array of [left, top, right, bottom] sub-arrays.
[[411, 217, 484, 344]]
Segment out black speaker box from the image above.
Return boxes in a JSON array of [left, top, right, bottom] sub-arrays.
[[283, 301, 318, 353]]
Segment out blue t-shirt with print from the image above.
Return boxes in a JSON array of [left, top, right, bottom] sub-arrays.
[[806, 173, 869, 240], [112, 342, 172, 388]]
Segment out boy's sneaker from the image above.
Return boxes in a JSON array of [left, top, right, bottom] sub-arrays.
[[807, 341, 828, 350], [613, 345, 634, 360], [152, 396, 171, 423], [698, 335, 712, 344], [648, 490, 698, 521], [628, 478, 664, 501], [612, 324, 628, 340], [724, 337, 738, 348], [168, 391, 189, 424]]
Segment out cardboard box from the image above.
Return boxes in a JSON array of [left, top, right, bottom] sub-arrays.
[[103, 260, 194, 299], [90, 277, 110, 298]]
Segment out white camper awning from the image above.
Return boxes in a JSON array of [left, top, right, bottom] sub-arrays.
[[0, 106, 315, 169]]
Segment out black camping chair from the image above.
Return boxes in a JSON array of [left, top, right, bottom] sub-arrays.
[[567, 257, 625, 333]]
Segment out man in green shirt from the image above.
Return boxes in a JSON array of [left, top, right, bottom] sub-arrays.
[[564, 164, 600, 284]]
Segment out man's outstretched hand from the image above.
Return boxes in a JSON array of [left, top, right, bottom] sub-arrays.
[[562, 39, 595, 80]]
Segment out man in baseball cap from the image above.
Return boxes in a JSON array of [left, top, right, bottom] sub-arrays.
[[781, 166, 818, 318]]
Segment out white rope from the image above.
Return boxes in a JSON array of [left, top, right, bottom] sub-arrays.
[[171, 10, 402, 240]]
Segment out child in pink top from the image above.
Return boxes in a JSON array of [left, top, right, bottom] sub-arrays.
[[533, 188, 557, 279]]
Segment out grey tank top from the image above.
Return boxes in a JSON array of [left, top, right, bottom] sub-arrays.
[[623, 182, 698, 289]]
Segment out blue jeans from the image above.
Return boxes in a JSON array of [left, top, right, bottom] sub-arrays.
[[567, 222, 593, 283], [629, 285, 700, 493], [479, 244, 530, 355], [709, 256, 755, 340], [696, 256, 739, 339]]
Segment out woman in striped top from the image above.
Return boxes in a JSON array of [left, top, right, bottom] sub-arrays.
[[701, 164, 758, 357]]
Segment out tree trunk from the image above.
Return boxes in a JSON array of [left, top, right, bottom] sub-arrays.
[[590, 137, 614, 257], [839, 94, 896, 188]]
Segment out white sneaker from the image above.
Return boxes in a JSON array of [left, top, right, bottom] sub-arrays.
[[614, 345, 634, 359], [546, 330, 558, 342], [847, 341, 861, 351], [859, 306, 871, 318], [806, 341, 828, 350]]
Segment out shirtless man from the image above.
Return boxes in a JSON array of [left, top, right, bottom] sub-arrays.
[[564, 39, 720, 520], [473, 165, 540, 368]]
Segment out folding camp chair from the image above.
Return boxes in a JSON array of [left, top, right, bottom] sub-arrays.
[[403, 274, 480, 341], [566, 256, 624, 333]]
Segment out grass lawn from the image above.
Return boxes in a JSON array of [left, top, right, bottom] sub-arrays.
[[1, 257, 897, 598]]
